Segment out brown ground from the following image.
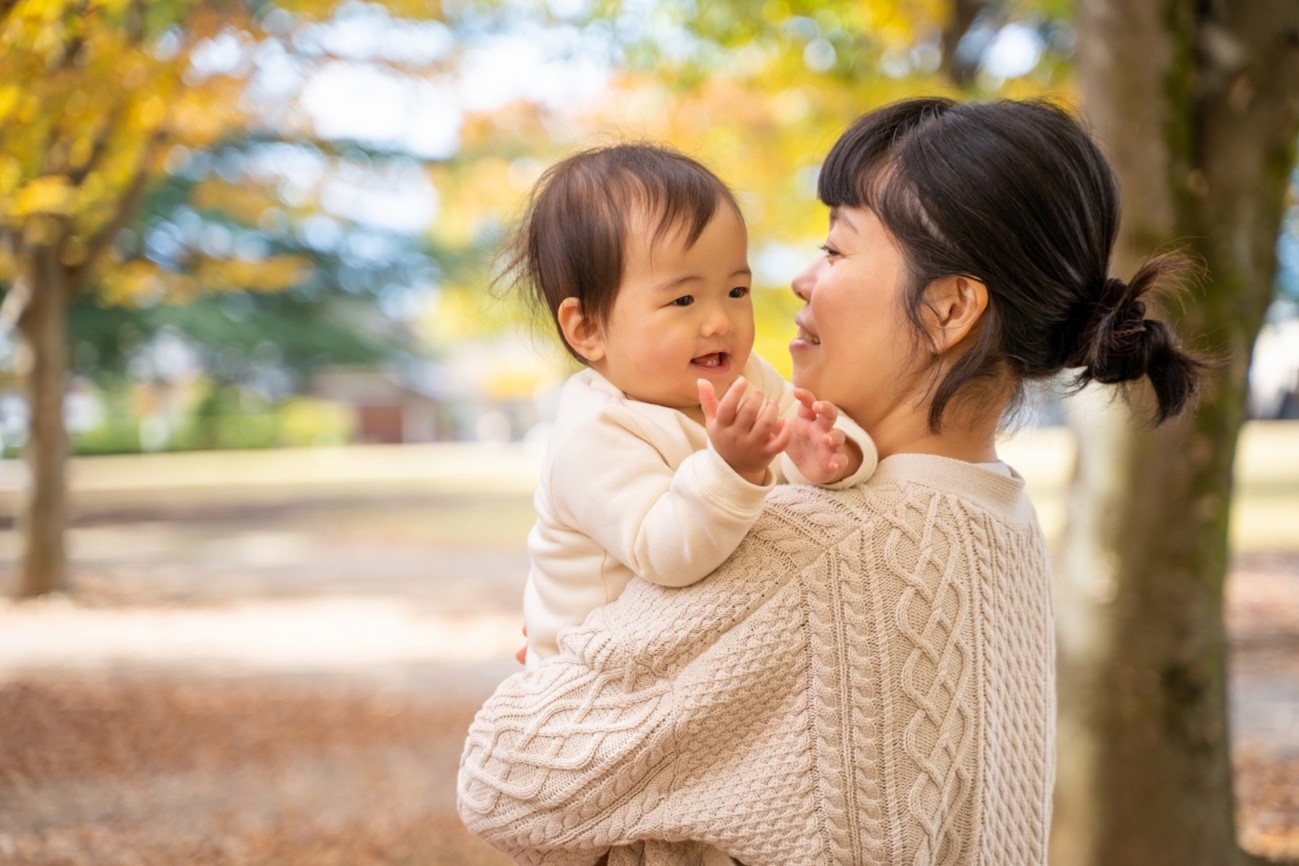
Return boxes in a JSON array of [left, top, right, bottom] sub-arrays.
[[1, 492, 1296, 865]]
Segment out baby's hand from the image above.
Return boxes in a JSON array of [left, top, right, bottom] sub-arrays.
[[699, 377, 792, 485], [785, 388, 862, 484]]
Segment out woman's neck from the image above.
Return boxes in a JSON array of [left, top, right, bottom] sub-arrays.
[[864, 395, 1005, 464]]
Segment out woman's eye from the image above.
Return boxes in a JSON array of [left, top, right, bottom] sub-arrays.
[[729, 286, 749, 299], [820, 244, 840, 260], [671, 295, 694, 307]]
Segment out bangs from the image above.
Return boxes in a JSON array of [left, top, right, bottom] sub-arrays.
[[817, 102, 957, 259]]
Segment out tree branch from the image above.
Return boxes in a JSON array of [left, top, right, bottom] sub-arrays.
[[71, 133, 162, 290], [66, 101, 128, 186], [126, 0, 145, 44], [941, 0, 991, 88]]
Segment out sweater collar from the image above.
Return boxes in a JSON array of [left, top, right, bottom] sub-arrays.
[[870, 452, 1037, 526]]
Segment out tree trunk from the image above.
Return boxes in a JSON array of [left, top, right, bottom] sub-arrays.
[[14, 231, 72, 598], [1054, 3, 1299, 866], [941, 0, 988, 88]]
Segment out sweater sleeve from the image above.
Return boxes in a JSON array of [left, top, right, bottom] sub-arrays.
[[459, 489, 833, 865], [456, 632, 681, 866], [548, 405, 773, 588]]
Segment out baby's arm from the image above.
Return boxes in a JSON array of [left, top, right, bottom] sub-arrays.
[[548, 410, 772, 591]]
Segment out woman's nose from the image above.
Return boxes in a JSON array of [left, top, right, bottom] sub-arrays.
[[792, 258, 820, 301]]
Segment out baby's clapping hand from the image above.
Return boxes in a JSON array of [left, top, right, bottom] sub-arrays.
[[786, 388, 862, 484], [699, 377, 792, 486]]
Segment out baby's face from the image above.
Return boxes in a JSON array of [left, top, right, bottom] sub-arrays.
[[591, 204, 755, 421]]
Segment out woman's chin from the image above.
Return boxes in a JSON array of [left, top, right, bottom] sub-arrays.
[[789, 358, 815, 393]]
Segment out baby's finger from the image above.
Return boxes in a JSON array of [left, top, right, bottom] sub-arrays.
[[812, 400, 839, 431], [792, 387, 818, 418], [733, 384, 766, 429], [750, 393, 782, 436], [715, 377, 749, 426], [764, 401, 795, 451], [822, 428, 846, 450], [698, 379, 720, 423], [766, 416, 794, 452]]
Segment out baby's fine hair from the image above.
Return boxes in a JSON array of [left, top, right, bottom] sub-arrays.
[[821, 97, 1207, 429], [498, 143, 741, 362]]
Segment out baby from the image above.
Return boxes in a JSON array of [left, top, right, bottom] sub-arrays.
[[501, 143, 878, 666]]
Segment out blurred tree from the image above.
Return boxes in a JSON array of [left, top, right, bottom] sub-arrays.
[[0, 0, 460, 598], [1054, 3, 1299, 866], [91, 0, 477, 398], [76, 138, 439, 394], [0, 0, 247, 598]]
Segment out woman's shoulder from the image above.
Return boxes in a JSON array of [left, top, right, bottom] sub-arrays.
[[754, 454, 1038, 548], [752, 483, 877, 551]]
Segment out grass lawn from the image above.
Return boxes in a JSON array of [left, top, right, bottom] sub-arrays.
[[1, 420, 1292, 553]]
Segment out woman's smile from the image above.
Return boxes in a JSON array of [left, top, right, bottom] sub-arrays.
[[792, 315, 821, 347]]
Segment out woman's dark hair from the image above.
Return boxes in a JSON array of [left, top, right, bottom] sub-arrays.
[[820, 97, 1207, 429], [498, 143, 741, 362]]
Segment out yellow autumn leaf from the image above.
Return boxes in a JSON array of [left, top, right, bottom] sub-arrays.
[[97, 0, 134, 15], [0, 84, 21, 124], [11, 175, 76, 216], [132, 95, 168, 131], [195, 255, 313, 293], [0, 155, 21, 195], [97, 258, 162, 305]]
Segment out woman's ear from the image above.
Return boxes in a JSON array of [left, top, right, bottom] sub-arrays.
[[557, 297, 606, 363], [925, 275, 988, 353]]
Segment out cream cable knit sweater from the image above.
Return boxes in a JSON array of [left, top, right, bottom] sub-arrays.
[[460, 454, 1056, 866]]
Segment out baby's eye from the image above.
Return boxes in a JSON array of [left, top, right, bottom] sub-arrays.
[[729, 286, 750, 299], [671, 295, 694, 307], [820, 243, 840, 260]]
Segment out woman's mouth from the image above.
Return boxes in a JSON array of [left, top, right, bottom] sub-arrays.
[[793, 316, 820, 346]]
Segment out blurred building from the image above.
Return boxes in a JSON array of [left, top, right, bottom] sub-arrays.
[[1249, 299, 1299, 420], [308, 330, 565, 445], [309, 367, 452, 444]]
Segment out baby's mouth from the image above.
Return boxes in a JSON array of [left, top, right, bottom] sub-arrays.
[[798, 329, 821, 345], [692, 352, 728, 368]]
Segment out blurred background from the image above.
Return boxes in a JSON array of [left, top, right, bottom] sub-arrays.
[[0, 1, 1296, 865]]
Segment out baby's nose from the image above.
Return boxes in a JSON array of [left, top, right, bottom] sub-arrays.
[[701, 307, 733, 336]]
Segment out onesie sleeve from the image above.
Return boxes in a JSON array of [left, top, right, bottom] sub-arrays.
[[548, 407, 773, 589]]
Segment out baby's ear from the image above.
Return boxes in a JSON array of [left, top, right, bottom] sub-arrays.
[[557, 297, 605, 363]]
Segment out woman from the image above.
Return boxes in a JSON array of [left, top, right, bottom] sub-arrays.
[[458, 97, 1204, 866]]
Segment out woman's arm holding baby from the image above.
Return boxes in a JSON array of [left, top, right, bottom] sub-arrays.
[[461, 513, 818, 866]]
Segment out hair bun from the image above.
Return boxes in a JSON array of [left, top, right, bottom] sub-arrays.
[[1074, 276, 1153, 384], [1068, 255, 1207, 422]]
